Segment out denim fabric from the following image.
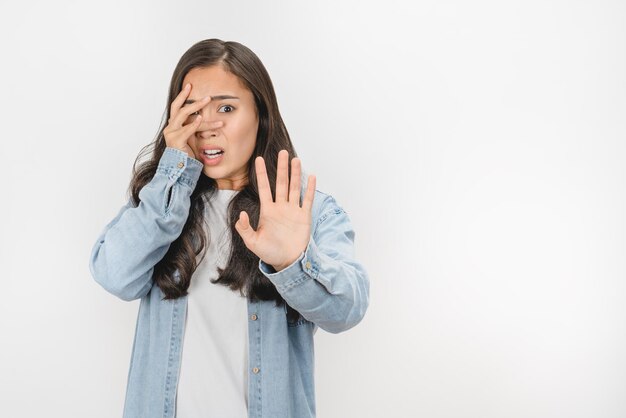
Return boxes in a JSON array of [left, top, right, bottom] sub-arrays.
[[89, 147, 370, 418]]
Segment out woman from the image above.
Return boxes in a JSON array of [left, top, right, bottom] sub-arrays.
[[89, 38, 370, 418]]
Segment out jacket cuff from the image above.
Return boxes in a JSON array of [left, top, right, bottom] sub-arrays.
[[258, 236, 322, 292], [156, 147, 204, 188]]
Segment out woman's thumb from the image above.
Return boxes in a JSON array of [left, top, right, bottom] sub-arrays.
[[235, 211, 255, 244]]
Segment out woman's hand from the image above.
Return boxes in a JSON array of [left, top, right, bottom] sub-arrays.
[[163, 83, 223, 160], [235, 150, 316, 272]]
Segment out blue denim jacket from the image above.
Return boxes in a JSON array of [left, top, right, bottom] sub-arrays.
[[88, 147, 370, 418]]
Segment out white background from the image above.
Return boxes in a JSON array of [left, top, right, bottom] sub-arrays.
[[1, 1, 625, 417]]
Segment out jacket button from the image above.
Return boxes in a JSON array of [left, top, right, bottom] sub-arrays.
[[252, 367, 260, 374], [250, 314, 258, 320], [305, 261, 312, 269], [177, 161, 184, 168]]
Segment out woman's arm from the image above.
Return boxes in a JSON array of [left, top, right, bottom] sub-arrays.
[[258, 195, 370, 334], [88, 147, 203, 301]]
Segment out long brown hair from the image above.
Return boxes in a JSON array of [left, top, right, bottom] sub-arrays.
[[127, 38, 301, 320]]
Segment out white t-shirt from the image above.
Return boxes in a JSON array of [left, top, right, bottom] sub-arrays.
[[175, 188, 248, 418]]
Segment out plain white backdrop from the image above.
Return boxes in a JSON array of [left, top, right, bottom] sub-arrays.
[[1, 1, 625, 417]]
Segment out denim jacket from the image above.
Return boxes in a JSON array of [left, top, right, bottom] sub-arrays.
[[88, 147, 370, 418]]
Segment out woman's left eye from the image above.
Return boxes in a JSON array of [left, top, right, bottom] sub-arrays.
[[218, 105, 234, 113]]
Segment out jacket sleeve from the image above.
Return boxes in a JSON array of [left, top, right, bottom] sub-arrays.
[[89, 147, 204, 301], [258, 195, 370, 334]]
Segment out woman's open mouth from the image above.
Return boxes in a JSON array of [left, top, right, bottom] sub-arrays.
[[201, 150, 224, 166]]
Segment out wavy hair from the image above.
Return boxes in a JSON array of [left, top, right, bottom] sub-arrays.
[[126, 38, 301, 321]]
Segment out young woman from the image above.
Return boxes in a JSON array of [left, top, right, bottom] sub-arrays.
[[89, 38, 370, 418]]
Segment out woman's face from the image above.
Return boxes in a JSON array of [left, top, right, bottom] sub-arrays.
[[182, 65, 259, 190]]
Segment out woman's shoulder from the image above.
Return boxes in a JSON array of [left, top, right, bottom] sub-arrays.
[[311, 189, 347, 224], [299, 170, 349, 223], [312, 188, 337, 207]]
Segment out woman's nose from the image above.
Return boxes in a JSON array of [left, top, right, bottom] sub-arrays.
[[196, 119, 224, 138]]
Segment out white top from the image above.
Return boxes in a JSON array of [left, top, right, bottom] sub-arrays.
[[175, 188, 248, 418]]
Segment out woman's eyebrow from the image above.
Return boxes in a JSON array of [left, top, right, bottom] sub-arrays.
[[184, 95, 240, 104]]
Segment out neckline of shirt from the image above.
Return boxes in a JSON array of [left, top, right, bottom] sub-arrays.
[[215, 189, 240, 195], [209, 188, 240, 203]]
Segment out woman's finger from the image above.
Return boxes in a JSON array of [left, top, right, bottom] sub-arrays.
[[289, 157, 302, 206], [275, 150, 289, 202], [169, 83, 191, 120], [185, 114, 202, 132], [172, 96, 211, 128]]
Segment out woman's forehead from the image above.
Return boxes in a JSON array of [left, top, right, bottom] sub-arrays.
[[183, 66, 248, 93]]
